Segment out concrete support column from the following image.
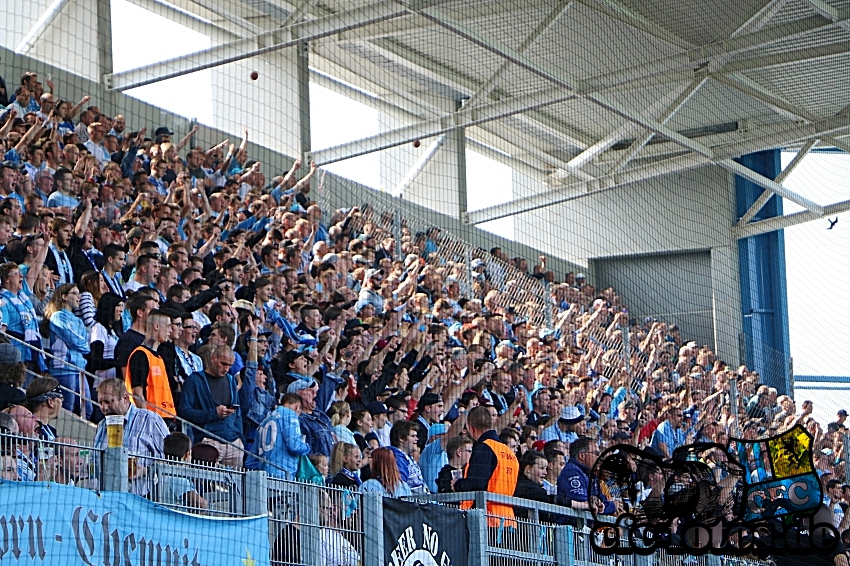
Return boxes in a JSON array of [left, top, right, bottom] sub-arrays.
[[711, 244, 743, 366]]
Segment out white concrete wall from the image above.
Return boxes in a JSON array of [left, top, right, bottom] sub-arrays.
[[211, 48, 303, 158], [378, 107, 465, 218], [514, 165, 735, 261], [1, 0, 101, 81]]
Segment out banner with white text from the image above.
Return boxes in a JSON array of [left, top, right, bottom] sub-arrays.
[[383, 498, 469, 566], [0, 482, 269, 566]]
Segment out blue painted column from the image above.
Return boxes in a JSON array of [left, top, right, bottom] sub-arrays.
[[735, 150, 792, 395]]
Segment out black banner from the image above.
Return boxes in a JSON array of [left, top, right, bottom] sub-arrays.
[[383, 498, 469, 566]]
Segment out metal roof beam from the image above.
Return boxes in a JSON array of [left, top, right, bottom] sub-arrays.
[[719, 41, 850, 73], [475, 123, 596, 182], [15, 0, 73, 55], [467, 115, 850, 223], [734, 198, 850, 238], [821, 136, 850, 153], [463, 1, 574, 109], [712, 74, 815, 122], [568, 77, 705, 173], [736, 139, 818, 225], [802, 0, 850, 32], [574, 0, 694, 50], [188, 0, 267, 36], [407, 4, 716, 159], [719, 159, 823, 216], [121, 0, 241, 43], [308, 88, 576, 165], [106, 2, 410, 90], [731, 0, 789, 37]]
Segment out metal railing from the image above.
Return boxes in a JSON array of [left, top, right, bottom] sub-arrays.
[[268, 477, 364, 566], [0, 431, 102, 489], [140, 452, 247, 517]]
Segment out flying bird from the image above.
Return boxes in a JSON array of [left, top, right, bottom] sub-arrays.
[[828, 218, 838, 229]]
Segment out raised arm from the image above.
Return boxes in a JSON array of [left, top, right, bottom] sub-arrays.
[[204, 138, 229, 157], [175, 125, 199, 152], [0, 110, 17, 139], [292, 161, 317, 192], [74, 199, 93, 238], [25, 236, 50, 291], [67, 95, 91, 121]]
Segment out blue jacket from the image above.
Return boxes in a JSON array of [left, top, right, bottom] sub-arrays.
[[179, 371, 243, 444], [299, 409, 335, 458], [245, 406, 310, 478], [557, 457, 615, 515], [48, 309, 90, 374], [239, 360, 275, 450]]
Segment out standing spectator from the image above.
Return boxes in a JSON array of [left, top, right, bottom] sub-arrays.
[[45, 283, 90, 416], [246, 393, 308, 479], [93, 378, 169, 496], [179, 344, 243, 468], [5, 404, 38, 480], [161, 432, 208, 510], [328, 442, 363, 489], [124, 309, 175, 419], [540, 406, 583, 445], [87, 292, 124, 387], [0, 262, 44, 372], [413, 393, 444, 451], [514, 450, 555, 517], [435, 435, 473, 493], [557, 436, 617, 515], [114, 292, 156, 374], [24, 377, 63, 445], [389, 420, 426, 494], [651, 406, 686, 458], [290, 379, 335, 459], [453, 406, 520, 526]]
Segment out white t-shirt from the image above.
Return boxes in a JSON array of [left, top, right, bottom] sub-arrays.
[[89, 322, 119, 386]]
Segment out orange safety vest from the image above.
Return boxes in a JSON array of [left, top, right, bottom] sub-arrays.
[[124, 346, 174, 418], [461, 438, 520, 527]]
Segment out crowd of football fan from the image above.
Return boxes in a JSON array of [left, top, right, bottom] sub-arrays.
[[0, 71, 849, 539]]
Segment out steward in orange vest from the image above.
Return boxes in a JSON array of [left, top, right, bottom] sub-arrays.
[[125, 345, 175, 419], [455, 406, 519, 527]]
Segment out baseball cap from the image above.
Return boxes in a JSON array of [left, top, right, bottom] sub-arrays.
[[470, 259, 485, 270], [558, 406, 583, 425], [366, 402, 395, 415], [428, 423, 449, 439], [364, 268, 384, 281], [233, 299, 254, 312], [839, 409, 848, 416], [222, 258, 247, 271], [286, 379, 318, 394], [416, 393, 442, 413], [154, 126, 174, 136], [0, 343, 21, 365]]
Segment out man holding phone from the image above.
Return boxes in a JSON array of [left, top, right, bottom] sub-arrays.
[[179, 344, 244, 468]]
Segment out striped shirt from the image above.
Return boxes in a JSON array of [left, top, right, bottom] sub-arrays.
[[94, 403, 169, 495]]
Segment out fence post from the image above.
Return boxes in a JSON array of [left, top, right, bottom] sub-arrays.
[[543, 281, 553, 329], [554, 525, 575, 566], [101, 447, 128, 492], [362, 492, 384, 566], [243, 471, 267, 516], [466, 508, 488, 566], [298, 482, 321, 566]]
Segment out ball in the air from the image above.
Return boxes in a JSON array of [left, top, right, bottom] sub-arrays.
[[250, 71, 259, 80], [413, 140, 421, 148]]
